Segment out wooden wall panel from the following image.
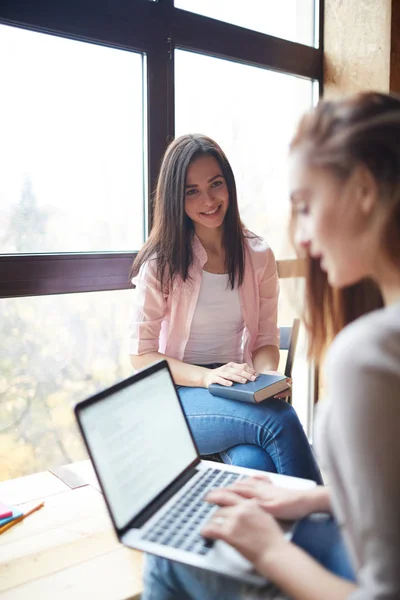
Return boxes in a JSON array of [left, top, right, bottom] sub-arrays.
[[390, 0, 400, 92], [324, 0, 391, 98]]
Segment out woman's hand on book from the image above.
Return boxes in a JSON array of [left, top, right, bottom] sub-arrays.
[[201, 362, 257, 388]]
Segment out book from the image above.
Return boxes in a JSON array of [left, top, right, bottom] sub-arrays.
[[209, 373, 289, 404]]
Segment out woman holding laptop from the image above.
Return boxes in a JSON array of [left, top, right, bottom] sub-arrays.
[[143, 93, 400, 599], [129, 133, 321, 482]]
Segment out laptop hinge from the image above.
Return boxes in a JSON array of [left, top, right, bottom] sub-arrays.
[[121, 461, 200, 534]]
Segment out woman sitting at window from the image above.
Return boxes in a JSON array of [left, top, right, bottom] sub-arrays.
[[129, 133, 321, 481]]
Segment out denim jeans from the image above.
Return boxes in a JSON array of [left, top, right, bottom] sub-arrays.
[[142, 516, 356, 600], [178, 386, 322, 483]]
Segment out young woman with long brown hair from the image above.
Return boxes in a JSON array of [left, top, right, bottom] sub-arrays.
[[142, 94, 400, 599], [129, 133, 321, 480]]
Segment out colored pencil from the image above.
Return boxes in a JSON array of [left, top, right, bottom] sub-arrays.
[[0, 502, 44, 535]]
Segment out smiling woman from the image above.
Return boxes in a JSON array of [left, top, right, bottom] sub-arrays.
[[184, 156, 230, 274], [184, 156, 229, 232], [128, 133, 321, 482]]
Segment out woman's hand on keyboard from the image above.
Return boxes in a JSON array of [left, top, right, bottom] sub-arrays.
[[201, 362, 257, 388], [205, 476, 316, 521], [201, 497, 287, 572]]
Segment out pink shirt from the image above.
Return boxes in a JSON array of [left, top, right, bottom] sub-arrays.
[[129, 233, 280, 367]]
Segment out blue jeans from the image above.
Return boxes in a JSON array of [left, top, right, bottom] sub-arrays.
[[178, 386, 322, 483], [142, 516, 356, 600]]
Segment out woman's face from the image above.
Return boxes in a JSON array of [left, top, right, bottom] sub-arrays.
[[184, 155, 229, 233], [289, 153, 379, 288]]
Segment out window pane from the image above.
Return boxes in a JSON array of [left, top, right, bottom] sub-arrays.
[[0, 25, 145, 254], [0, 290, 133, 481], [175, 50, 313, 266], [175, 0, 316, 47]]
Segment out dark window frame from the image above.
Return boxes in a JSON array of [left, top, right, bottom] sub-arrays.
[[0, 0, 324, 299]]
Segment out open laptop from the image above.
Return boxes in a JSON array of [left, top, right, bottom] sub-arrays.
[[74, 359, 316, 586]]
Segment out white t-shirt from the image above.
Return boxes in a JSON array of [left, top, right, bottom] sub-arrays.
[[183, 270, 244, 365]]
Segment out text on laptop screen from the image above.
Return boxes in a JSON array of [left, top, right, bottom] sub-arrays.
[[79, 366, 198, 529]]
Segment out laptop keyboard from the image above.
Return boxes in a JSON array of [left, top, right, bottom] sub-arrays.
[[142, 468, 244, 555]]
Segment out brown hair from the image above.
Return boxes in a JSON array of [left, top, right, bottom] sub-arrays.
[[290, 92, 400, 363], [130, 134, 245, 291]]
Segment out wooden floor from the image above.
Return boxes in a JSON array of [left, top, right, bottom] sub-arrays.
[[0, 462, 144, 599]]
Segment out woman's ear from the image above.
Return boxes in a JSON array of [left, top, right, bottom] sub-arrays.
[[353, 165, 378, 217]]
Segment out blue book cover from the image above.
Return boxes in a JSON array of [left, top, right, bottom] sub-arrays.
[[209, 373, 288, 403], [0, 507, 23, 527]]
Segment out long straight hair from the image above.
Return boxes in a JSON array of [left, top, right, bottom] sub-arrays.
[[290, 92, 400, 363], [302, 258, 383, 364], [130, 134, 245, 291]]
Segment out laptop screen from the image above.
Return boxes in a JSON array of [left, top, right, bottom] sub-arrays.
[[78, 364, 198, 530]]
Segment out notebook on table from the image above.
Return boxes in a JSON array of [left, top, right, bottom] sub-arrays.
[[74, 360, 316, 586]]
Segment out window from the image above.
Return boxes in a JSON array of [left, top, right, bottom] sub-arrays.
[[0, 290, 132, 481], [175, 0, 317, 47], [0, 25, 145, 254], [0, 0, 323, 477]]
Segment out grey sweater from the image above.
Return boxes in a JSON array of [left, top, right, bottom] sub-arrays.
[[316, 301, 400, 599]]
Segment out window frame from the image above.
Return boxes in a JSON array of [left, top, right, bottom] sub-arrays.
[[0, 0, 324, 298]]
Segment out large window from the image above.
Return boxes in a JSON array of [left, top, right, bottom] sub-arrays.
[[0, 25, 145, 254], [0, 0, 322, 480]]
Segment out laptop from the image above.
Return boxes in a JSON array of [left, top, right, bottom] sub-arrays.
[[74, 359, 316, 586]]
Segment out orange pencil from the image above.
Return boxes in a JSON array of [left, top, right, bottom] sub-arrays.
[[0, 502, 44, 535]]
